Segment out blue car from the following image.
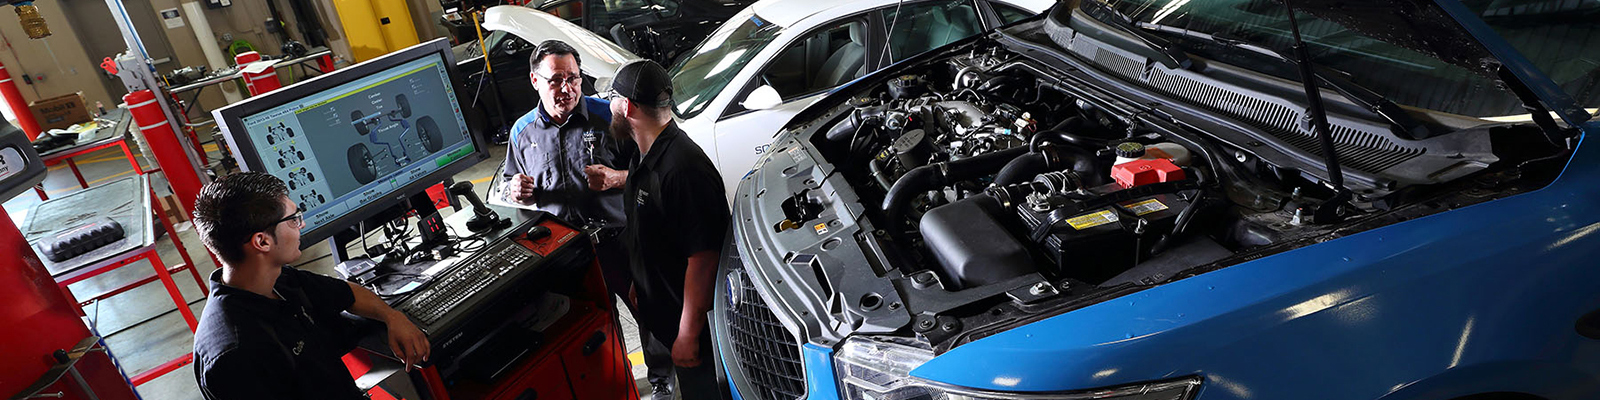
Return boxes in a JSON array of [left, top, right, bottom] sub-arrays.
[[712, 0, 1600, 399]]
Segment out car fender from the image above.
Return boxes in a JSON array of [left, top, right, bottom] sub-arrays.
[[1375, 361, 1597, 400]]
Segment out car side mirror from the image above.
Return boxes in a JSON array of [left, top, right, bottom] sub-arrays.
[[741, 85, 783, 111]]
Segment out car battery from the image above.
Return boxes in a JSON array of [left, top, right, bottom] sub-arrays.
[[1015, 184, 1188, 283]]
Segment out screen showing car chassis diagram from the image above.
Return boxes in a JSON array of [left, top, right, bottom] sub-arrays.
[[238, 53, 475, 235]]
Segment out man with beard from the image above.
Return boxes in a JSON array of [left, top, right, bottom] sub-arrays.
[[498, 40, 676, 398], [609, 59, 729, 399]]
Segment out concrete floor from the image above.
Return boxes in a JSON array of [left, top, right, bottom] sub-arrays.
[[3, 140, 656, 399]]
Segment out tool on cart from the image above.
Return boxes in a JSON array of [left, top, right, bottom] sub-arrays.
[[34, 218, 126, 262]]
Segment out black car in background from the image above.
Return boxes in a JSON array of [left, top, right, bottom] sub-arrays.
[[532, 0, 753, 65], [450, 0, 751, 142]]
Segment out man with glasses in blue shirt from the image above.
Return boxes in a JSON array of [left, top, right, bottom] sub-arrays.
[[499, 40, 633, 227], [191, 172, 429, 399]]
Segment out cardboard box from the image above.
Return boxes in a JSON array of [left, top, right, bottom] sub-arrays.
[[30, 92, 91, 131], [160, 194, 189, 224]]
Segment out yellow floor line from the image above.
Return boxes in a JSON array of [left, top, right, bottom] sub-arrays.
[[78, 153, 129, 163], [65, 156, 142, 168], [86, 170, 136, 186], [627, 351, 644, 366], [469, 175, 493, 185], [44, 152, 133, 170], [45, 170, 135, 195]]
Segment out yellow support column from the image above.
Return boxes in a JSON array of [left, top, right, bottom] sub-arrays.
[[372, 0, 420, 52], [332, 0, 387, 62]]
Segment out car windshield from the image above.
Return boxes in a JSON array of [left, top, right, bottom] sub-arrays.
[[668, 10, 784, 119], [1103, 0, 1599, 120], [1472, 0, 1600, 119]]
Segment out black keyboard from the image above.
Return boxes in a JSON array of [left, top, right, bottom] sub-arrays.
[[398, 239, 540, 326]]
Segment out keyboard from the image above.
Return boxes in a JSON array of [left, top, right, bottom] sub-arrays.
[[398, 238, 541, 325]]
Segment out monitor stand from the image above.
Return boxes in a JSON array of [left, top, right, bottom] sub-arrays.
[[327, 189, 448, 266]]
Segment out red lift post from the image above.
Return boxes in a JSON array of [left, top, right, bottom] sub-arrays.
[[124, 89, 206, 217], [0, 59, 41, 140]]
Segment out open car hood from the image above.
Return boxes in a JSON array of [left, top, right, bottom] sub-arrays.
[[482, 5, 644, 90], [1299, 0, 1589, 125], [1074, 0, 1591, 126]]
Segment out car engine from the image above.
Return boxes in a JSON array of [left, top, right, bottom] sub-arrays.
[[801, 44, 1560, 296]]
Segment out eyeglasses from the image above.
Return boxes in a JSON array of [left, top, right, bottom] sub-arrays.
[[266, 210, 304, 231], [533, 71, 583, 88]]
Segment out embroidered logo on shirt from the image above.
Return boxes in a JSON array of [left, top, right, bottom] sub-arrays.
[[636, 190, 650, 205], [293, 341, 304, 356]]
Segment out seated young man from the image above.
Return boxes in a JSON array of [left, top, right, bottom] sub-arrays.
[[190, 172, 429, 400]]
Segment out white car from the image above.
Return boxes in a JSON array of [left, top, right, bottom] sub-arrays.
[[483, 0, 1052, 196]]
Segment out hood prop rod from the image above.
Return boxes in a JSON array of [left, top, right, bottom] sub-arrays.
[[1280, 0, 1350, 224]]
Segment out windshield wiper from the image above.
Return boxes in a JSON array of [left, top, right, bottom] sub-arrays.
[[1137, 23, 1435, 140], [1280, 0, 1351, 223], [1077, 0, 1194, 70]]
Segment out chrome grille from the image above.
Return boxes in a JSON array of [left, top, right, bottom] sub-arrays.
[[725, 269, 806, 400]]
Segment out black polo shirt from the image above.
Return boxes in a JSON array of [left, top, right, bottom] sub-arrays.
[[623, 123, 729, 345], [193, 266, 364, 400]]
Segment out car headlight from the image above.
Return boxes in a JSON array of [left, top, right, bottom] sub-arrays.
[[834, 337, 1202, 400]]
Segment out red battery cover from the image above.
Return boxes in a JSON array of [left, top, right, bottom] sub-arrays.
[[1111, 158, 1186, 188]]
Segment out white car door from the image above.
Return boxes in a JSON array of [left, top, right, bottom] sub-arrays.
[[706, 17, 875, 195], [706, 91, 819, 192]]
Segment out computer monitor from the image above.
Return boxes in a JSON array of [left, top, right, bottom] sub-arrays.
[[214, 38, 487, 247]]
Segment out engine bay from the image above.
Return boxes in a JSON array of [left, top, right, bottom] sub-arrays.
[[728, 31, 1576, 352], [797, 42, 1565, 303]]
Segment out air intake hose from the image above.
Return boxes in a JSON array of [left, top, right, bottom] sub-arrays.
[[881, 146, 1029, 233], [994, 144, 1100, 186], [824, 107, 886, 142]]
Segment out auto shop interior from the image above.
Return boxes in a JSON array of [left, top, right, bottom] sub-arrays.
[[1, 0, 1597, 400]]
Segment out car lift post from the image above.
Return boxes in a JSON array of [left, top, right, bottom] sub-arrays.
[[0, 58, 41, 140], [103, 0, 210, 214]]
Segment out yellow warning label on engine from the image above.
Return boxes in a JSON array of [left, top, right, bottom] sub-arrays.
[[1122, 199, 1168, 216], [1066, 210, 1119, 230]]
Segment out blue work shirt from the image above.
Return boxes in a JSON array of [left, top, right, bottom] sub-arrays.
[[501, 97, 634, 228]]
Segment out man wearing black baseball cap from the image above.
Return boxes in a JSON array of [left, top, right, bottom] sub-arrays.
[[605, 59, 728, 399], [503, 40, 677, 398]]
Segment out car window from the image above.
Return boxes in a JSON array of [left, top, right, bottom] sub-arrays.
[[1111, 0, 1597, 119], [990, 1, 1035, 25], [669, 10, 786, 119], [585, 0, 667, 28], [758, 20, 869, 100], [1472, 1, 1600, 113], [542, 0, 584, 24], [879, 0, 982, 63]]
